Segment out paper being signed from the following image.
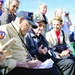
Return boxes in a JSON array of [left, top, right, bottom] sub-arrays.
[[34, 58, 54, 69]]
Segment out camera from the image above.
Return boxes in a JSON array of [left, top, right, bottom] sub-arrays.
[[65, 11, 69, 16]]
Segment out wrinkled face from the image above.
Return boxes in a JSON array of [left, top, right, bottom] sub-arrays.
[[33, 21, 45, 36], [9, 1, 19, 14], [52, 20, 62, 31], [20, 19, 31, 36], [39, 5, 47, 14]]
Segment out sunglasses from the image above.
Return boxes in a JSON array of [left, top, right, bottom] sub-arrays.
[[0, 1, 4, 4], [13, 5, 18, 9]]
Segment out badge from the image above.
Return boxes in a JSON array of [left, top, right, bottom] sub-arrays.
[[0, 31, 6, 39]]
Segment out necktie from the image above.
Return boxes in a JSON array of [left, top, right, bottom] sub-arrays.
[[43, 14, 46, 21], [55, 31, 60, 44], [43, 14, 48, 24]]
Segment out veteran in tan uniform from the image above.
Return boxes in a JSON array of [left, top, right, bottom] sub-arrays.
[[0, 11, 41, 74], [0, 11, 60, 75]]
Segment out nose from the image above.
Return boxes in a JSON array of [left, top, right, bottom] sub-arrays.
[[41, 26, 44, 30]]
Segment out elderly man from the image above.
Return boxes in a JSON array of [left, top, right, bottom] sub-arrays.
[[0, 11, 61, 75], [38, 3, 48, 37], [25, 13, 75, 75]]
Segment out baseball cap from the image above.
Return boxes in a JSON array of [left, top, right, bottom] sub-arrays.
[[16, 11, 37, 28], [34, 13, 47, 24]]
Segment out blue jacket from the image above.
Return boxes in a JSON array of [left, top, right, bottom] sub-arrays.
[[69, 32, 75, 42], [25, 29, 50, 61]]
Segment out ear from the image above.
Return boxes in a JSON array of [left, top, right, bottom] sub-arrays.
[[19, 17, 24, 24]]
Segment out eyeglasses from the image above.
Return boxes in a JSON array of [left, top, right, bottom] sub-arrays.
[[38, 23, 45, 27], [0, 1, 4, 4], [13, 5, 18, 9]]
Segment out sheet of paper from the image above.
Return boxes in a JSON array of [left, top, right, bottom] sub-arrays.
[[38, 58, 54, 69]]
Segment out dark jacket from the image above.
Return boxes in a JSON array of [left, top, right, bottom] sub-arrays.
[[69, 32, 75, 42], [0, 9, 16, 25], [25, 29, 51, 62]]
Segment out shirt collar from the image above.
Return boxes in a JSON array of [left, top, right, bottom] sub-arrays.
[[29, 29, 36, 37], [30, 29, 41, 38], [11, 21, 20, 34]]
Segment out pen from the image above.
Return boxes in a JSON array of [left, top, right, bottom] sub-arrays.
[[29, 53, 33, 60], [34, 55, 38, 60]]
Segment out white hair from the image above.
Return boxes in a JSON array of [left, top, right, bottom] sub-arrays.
[[39, 3, 47, 9], [4, 0, 20, 9]]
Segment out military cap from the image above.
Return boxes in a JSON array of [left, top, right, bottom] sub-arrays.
[[16, 11, 38, 28]]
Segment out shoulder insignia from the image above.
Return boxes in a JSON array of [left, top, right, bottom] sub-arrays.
[[0, 31, 6, 39]]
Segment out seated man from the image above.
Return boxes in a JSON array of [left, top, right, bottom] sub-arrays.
[[0, 11, 60, 75], [25, 13, 75, 75]]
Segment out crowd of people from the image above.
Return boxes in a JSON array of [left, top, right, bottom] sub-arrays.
[[0, 0, 75, 75]]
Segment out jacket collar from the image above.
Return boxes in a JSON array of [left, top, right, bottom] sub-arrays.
[[28, 29, 42, 38]]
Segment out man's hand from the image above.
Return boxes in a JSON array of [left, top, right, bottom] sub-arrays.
[[17, 59, 42, 69], [0, 48, 6, 62], [60, 50, 70, 57], [38, 45, 48, 55]]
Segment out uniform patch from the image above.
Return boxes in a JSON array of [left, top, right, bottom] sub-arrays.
[[0, 31, 6, 39]]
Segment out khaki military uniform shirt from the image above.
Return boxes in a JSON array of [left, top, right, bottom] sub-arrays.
[[0, 22, 30, 72]]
